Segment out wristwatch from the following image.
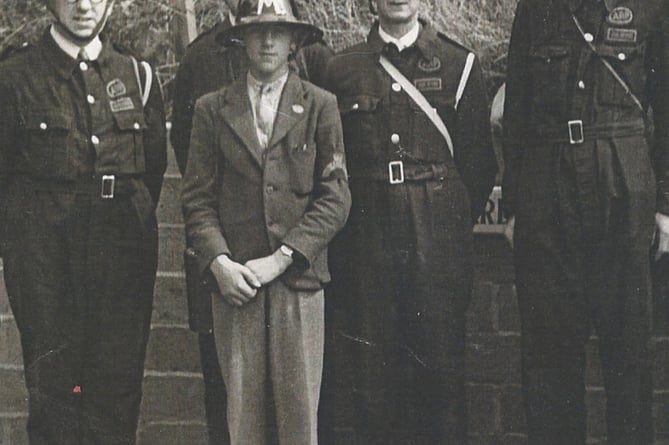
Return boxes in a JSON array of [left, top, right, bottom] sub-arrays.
[[279, 244, 294, 258]]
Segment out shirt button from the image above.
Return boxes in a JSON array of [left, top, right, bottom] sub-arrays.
[[91, 135, 100, 145], [87, 95, 95, 104], [79, 61, 88, 71], [392, 82, 402, 92], [577, 80, 585, 89], [39, 122, 47, 130], [618, 52, 626, 61], [584, 33, 594, 43], [391, 133, 400, 144], [133, 122, 140, 130]]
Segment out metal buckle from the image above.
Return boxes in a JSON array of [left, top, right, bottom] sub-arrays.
[[568, 120, 584, 144], [101, 174, 115, 199], [388, 161, 404, 184]]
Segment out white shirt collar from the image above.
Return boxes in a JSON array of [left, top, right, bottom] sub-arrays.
[[50, 25, 103, 61], [246, 69, 289, 94], [378, 21, 420, 52], [228, 11, 236, 26]]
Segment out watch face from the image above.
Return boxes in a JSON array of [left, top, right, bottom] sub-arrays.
[[280, 245, 294, 257]]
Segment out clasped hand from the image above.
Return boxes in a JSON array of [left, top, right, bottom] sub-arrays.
[[209, 250, 293, 306]]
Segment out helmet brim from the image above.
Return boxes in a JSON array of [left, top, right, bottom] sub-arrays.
[[217, 16, 323, 48]]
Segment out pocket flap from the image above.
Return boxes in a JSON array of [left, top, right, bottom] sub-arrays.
[[113, 112, 147, 131], [596, 42, 645, 60], [529, 45, 571, 61], [338, 95, 381, 114], [21, 111, 72, 130]]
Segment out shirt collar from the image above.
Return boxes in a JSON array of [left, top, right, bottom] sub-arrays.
[[378, 21, 420, 52], [229, 11, 236, 26], [247, 69, 289, 93], [50, 25, 102, 60]]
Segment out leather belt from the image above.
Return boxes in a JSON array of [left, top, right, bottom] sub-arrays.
[[351, 162, 455, 184], [21, 174, 139, 198], [534, 118, 646, 144]]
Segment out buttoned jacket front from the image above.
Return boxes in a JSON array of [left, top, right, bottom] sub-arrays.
[[182, 72, 351, 291]]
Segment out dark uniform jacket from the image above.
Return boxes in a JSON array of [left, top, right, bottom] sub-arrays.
[[181, 72, 351, 292], [0, 32, 166, 235], [503, 0, 669, 220]]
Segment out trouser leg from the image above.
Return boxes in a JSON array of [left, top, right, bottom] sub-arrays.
[[515, 224, 590, 445], [268, 281, 324, 445], [589, 201, 654, 445], [3, 191, 87, 445], [212, 289, 267, 445], [198, 332, 231, 445], [79, 198, 156, 445]]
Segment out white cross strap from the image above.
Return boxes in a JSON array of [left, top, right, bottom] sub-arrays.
[[379, 55, 454, 157]]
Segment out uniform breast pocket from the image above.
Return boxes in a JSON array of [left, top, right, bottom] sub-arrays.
[[20, 111, 74, 177], [338, 95, 381, 152], [112, 111, 148, 172], [529, 44, 571, 109], [596, 43, 646, 107], [410, 94, 454, 162]]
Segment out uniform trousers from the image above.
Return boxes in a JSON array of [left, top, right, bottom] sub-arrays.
[[212, 279, 324, 445], [2, 187, 157, 445], [514, 141, 654, 445], [342, 177, 472, 445]]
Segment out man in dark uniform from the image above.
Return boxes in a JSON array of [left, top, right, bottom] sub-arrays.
[[170, 1, 332, 443], [503, 0, 669, 443], [0, 0, 166, 443], [325, 0, 497, 442]]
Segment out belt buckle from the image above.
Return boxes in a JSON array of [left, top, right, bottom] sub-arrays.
[[568, 120, 584, 144], [388, 160, 404, 184], [101, 174, 115, 199]]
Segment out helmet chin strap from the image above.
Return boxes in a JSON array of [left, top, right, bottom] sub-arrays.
[[48, 0, 115, 46]]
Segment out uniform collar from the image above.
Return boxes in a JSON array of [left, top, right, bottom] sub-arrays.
[[368, 20, 440, 60], [378, 21, 420, 51], [49, 25, 102, 61], [42, 29, 110, 79]]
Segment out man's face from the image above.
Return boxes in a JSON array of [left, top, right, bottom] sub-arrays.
[[375, 0, 420, 25], [53, 0, 109, 39], [243, 25, 294, 80]]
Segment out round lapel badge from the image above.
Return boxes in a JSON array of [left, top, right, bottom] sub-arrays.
[[292, 104, 304, 114]]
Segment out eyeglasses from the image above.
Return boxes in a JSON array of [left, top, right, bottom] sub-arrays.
[[64, 0, 106, 4]]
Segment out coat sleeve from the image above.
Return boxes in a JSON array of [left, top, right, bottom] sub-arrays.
[[281, 92, 351, 267], [453, 54, 497, 222], [171, 50, 197, 177], [0, 79, 18, 256], [142, 62, 167, 206], [181, 97, 231, 272], [650, 11, 669, 215], [502, 0, 532, 218]]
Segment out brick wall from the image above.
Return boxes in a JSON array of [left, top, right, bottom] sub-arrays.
[[0, 147, 668, 444]]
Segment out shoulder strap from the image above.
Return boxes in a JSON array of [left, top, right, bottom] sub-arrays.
[[379, 55, 454, 157], [571, 13, 644, 112], [130, 55, 153, 107], [455, 52, 475, 111]]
